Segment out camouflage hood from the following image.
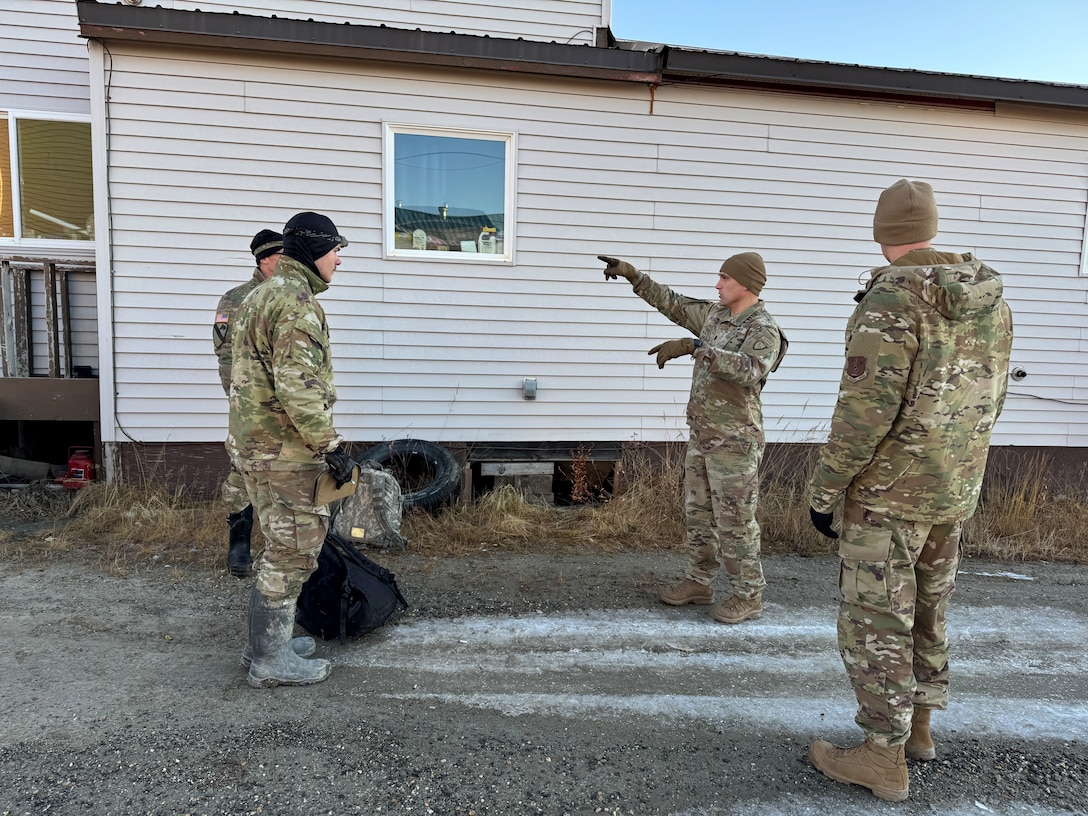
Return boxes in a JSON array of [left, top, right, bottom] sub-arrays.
[[812, 248, 1014, 523], [862, 250, 1003, 321]]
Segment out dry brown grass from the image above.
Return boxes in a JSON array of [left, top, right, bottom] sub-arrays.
[[1, 446, 1085, 572], [403, 443, 686, 555], [0, 479, 226, 574], [964, 452, 1088, 563]]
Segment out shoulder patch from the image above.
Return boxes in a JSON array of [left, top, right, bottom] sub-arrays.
[[844, 331, 882, 383], [846, 355, 868, 381], [745, 326, 778, 354], [215, 312, 230, 323]]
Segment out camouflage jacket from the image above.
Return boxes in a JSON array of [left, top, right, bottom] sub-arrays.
[[809, 250, 1013, 522], [226, 257, 343, 470], [213, 268, 264, 395], [632, 272, 786, 443]]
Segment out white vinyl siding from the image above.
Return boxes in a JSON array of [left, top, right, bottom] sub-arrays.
[[165, 0, 605, 45], [0, 0, 90, 114], [28, 270, 99, 376], [98, 45, 1088, 448]]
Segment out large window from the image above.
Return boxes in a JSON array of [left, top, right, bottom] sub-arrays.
[[1, 113, 94, 244], [384, 125, 514, 261]]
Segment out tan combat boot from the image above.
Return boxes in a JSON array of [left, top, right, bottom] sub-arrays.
[[906, 707, 936, 761], [659, 579, 714, 606], [711, 594, 762, 624], [809, 739, 909, 802]]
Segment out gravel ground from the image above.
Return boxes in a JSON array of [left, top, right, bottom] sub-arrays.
[[1, 550, 1085, 815]]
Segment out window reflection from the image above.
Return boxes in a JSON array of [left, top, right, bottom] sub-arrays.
[[392, 132, 506, 255]]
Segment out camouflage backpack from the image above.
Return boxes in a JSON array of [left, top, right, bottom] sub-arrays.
[[330, 462, 407, 551]]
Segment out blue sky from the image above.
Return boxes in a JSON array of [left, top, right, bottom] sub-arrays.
[[610, 0, 1088, 86]]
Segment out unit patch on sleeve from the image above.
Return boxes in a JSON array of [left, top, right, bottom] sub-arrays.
[[844, 331, 882, 383], [846, 355, 868, 381]]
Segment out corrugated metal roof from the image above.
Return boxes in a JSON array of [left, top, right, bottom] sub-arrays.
[[75, 1, 1088, 110]]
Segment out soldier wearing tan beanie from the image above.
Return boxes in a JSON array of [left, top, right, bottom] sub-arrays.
[[806, 179, 1013, 802], [873, 178, 939, 250], [597, 251, 786, 626], [718, 251, 766, 296]]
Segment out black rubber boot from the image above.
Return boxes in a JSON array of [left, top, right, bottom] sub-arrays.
[[240, 635, 317, 669], [246, 589, 331, 688], [226, 505, 254, 578]]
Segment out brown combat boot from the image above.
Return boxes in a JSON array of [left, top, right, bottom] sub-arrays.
[[809, 739, 909, 802], [659, 579, 714, 606], [906, 707, 936, 761], [711, 594, 762, 624]]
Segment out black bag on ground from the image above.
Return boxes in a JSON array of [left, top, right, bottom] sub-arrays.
[[295, 532, 408, 644]]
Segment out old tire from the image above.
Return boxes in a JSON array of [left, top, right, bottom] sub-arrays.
[[359, 439, 461, 514]]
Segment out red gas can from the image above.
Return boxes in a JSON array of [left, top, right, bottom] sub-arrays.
[[59, 447, 96, 489]]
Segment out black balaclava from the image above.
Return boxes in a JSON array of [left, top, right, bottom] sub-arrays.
[[282, 212, 347, 275]]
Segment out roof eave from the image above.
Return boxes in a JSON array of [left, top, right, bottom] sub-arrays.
[[75, 2, 661, 83], [661, 47, 1088, 110], [75, 1, 1088, 111]]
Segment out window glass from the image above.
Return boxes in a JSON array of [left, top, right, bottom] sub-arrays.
[[0, 119, 12, 238], [391, 130, 509, 257], [17, 119, 94, 241]]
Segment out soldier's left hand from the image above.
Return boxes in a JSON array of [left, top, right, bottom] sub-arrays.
[[809, 507, 839, 539], [648, 338, 697, 369], [325, 445, 356, 489]]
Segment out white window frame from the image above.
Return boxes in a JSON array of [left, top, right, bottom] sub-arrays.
[[0, 109, 94, 254], [382, 123, 516, 263]]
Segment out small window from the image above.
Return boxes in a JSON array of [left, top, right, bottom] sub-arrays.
[[385, 125, 514, 261], [1, 113, 94, 243]]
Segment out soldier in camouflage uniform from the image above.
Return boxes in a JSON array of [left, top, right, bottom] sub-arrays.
[[807, 179, 1013, 801], [599, 253, 786, 624], [213, 229, 282, 578], [227, 211, 356, 689]]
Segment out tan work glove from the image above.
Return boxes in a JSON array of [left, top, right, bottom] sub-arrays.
[[598, 255, 639, 281], [648, 338, 698, 369]]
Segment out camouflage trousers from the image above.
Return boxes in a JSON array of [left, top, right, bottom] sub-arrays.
[[241, 468, 330, 602], [837, 499, 962, 747], [221, 461, 251, 516], [682, 434, 765, 599]]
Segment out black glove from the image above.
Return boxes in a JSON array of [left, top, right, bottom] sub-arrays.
[[325, 445, 356, 489], [597, 255, 639, 281], [809, 507, 839, 539]]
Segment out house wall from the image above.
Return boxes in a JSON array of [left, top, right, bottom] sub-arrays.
[[161, 0, 607, 45], [95, 44, 1088, 454], [0, 0, 90, 114]]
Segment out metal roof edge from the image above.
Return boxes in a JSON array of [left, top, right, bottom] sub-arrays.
[[74, 1, 1088, 110], [74, 1, 662, 83], [662, 47, 1088, 111]]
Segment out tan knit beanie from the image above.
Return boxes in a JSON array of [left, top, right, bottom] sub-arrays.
[[873, 179, 939, 245], [719, 252, 766, 296]]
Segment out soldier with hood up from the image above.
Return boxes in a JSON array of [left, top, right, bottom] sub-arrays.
[[806, 179, 1014, 801], [227, 211, 355, 689]]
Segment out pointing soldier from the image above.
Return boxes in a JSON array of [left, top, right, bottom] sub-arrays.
[[599, 252, 787, 624], [212, 229, 283, 577], [806, 179, 1014, 801], [227, 211, 355, 688]]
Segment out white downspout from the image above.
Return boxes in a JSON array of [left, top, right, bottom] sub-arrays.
[[87, 39, 119, 481]]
